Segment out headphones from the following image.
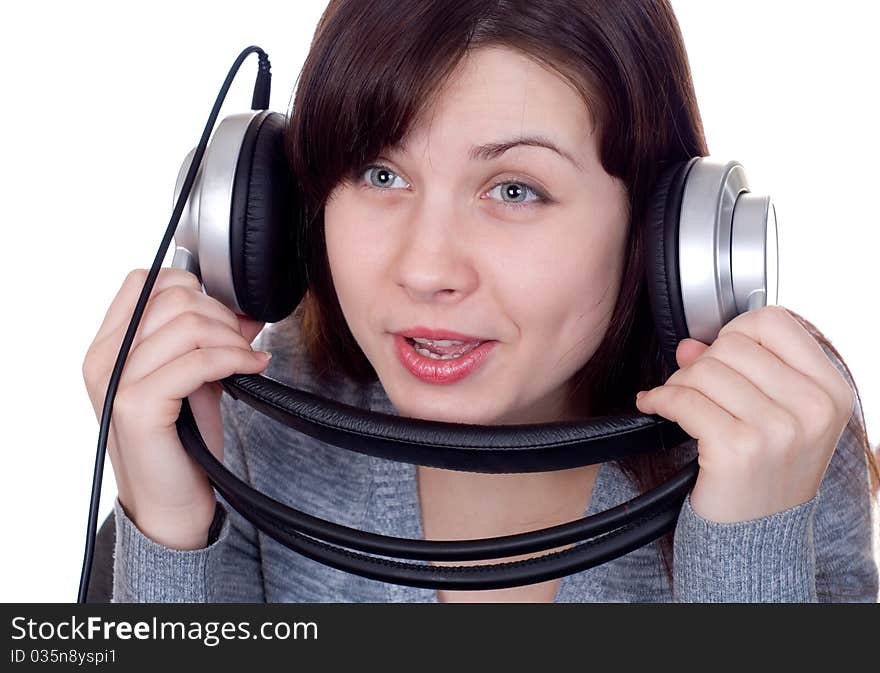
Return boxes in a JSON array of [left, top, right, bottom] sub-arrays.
[[78, 47, 778, 600]]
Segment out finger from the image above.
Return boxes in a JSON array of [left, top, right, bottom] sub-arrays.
[[93, 283, 241, 360], [700, 331, 835, 425], [95, 268, 203, 343], [675, 338, 709, 368], [131, 286, 242, 342], [717, 306, 845, 396], [120, 313, 259, 385], [118, 347, 272, 431], [661, 353, 781, 425], [635, 384, 741, 444]]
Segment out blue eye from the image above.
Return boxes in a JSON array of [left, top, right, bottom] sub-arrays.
[[357, 163, 549, 211], [485, 181, 545, 210], [361, 165, 410, 190]]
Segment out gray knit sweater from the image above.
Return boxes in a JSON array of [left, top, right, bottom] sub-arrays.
[[112, 308, 879, 602]]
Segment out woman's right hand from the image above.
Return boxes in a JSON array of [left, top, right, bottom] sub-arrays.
[[81, 268, 269, 550]]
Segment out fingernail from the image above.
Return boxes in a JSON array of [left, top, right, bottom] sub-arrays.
[[635, 391, 645, 400], [256, 351, 272, 361]]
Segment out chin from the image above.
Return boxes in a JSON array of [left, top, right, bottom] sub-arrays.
[[392, 396, 499, 426]]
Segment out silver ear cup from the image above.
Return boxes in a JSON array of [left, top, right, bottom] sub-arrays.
[[170, 146, 203, 279], [678, 158, 778, 344], [171, 111, 265, 315], [732, 194, 778, 313]]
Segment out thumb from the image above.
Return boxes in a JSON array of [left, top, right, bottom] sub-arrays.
[[235, 314, 266, 345], [675, 337, 709, 368]]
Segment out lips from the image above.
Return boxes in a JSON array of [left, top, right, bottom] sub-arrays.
[[395, 326, 490, 343], [393, 334, 497, 384]]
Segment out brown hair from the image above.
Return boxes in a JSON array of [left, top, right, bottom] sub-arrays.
[[284, 0, 880, 582]]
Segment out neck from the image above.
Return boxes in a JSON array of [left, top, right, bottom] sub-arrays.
[[416, 461, 600, 533]]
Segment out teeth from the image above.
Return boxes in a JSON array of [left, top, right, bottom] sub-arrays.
[[412, 337, 466, 346], [412, 344, 469, 360]]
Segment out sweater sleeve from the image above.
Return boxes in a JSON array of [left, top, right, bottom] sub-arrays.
[[112, 392, 266, 603], [672, 356, 879, 603]]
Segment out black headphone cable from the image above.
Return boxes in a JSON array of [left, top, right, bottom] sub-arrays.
[[77, 46, 272, 603]]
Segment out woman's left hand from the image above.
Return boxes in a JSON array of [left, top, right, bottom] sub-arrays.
[[634, 305, 856, 524]]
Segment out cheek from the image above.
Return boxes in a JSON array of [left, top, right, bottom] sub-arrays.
[[325, 188, 391, 273], [324, 191, 359, 268], [323, 193, 385, 326], [521, 222, 626, 307], [326, 185, 373, 250], [510, 224, 627, 360]]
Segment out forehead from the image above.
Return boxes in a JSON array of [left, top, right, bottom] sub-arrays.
[[392, 46, 594, 165]]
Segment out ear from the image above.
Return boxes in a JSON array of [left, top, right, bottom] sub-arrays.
[[676, 338, 709, 368]]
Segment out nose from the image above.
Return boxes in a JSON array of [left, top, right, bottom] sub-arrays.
[[391, 196, 479, 304]]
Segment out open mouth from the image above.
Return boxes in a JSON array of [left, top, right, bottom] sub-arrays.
[[403, 337, 484, 360], [393, 334, 497, 384]]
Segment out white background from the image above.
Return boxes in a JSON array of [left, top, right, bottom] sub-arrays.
[[1, 1, 877, 602]]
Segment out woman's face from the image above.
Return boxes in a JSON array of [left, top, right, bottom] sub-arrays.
[[324, 46, 629, 425]]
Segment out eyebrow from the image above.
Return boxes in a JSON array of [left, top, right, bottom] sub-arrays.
[[469, 135, 584, 172], [390, 134, 584, 172]]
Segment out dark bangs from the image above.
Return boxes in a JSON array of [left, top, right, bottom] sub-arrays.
[[287, 1, 483, 220]]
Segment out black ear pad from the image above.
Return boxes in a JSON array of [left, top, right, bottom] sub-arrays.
[[229, 111, 307, 323], [644, 157, 700, 372]]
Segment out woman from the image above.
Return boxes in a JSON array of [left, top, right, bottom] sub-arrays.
[[83, 0, 879, 602]]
